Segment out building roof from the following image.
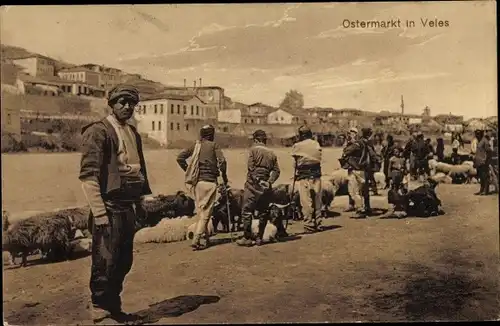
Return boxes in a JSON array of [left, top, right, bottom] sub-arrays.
[[12, 54, 55, 61], [275, 107, 309, 118], [140, 93, 207, 104], [59, 66, 99, 73], [162, 85, 224, 91], [18, 73, 60, 86]]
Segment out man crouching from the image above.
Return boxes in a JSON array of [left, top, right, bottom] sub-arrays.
[[79, 85, 152, 324], [237, 130, 281, 247]]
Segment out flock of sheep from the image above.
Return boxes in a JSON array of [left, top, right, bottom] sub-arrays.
[[3, 160, 478, 268]]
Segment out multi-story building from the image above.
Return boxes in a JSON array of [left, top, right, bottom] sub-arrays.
[[11, 54, 55, 77], [160, 80, 225, 113], [135, 94, 216, 146], [77, 64, 123, 89], [241, 102, 276, 124], [58, 67, 100, 87]]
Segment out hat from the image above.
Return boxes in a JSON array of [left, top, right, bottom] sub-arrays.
[[253, 129, 267, 140], [200, 124, 215, 139], [361, 127, 372, 138], [298, 125, 313, 139], [107, 84, 139, 105], [349, 127, 358, 134]]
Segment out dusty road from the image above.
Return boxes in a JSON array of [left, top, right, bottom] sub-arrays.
[[3, 183, 499, 324]]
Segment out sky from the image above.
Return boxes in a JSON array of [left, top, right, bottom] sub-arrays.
[[0, 2, 497, 119]]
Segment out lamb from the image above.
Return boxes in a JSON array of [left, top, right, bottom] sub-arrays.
[[137, 191, 195, 228], [2, 213, 74, 267]]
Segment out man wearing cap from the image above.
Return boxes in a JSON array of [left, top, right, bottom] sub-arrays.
[[342, 127, 359, 212], [79, 84, 152, 324], [236, 130, 281, 246], [412, 132, 431, 181], [177, 124, 229, 250], [404, 132, 418, 179], [291, 125, 323, 233], [340, 127, 378, 218]]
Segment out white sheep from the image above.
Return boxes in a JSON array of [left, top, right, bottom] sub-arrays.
[[251, 219, 278, 243], [133, 216, 194, 244]]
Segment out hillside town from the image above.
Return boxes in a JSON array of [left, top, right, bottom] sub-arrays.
[[1, 44, 497, 151]]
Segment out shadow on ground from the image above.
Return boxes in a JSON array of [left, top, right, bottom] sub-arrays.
[[133, 295, 220, 324], [368, 250, 499, 321]]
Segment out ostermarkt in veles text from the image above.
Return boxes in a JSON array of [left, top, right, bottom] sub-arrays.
[[342, 18, 450, 29]]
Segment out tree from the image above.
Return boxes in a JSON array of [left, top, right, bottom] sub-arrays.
[[279, 90, 304, 111]]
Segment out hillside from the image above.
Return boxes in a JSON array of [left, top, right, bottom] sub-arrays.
[[1, 43, 168, 92]]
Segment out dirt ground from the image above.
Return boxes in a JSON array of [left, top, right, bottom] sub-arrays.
[[2, 149, 499, 324]]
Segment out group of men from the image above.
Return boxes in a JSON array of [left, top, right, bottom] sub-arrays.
[[176, 124, 325, 249], [78, 84, 497, 324]]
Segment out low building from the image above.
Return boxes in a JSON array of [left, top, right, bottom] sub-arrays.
[[160, 82, 225, 113], [58, 66, 100, 87], [16, 74, 60, 96], [12, 54, 55, 78], [267, 108, 308, 125], [135, 94, 216, 146]]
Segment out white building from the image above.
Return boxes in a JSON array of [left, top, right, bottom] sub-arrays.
[[12, 55, 55, 77], [135, 94, 216, 146]]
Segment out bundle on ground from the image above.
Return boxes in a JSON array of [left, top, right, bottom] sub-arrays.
[[133, 216, 194, 244], [138, 192, 195, 228], [2, 213, 74, 267]]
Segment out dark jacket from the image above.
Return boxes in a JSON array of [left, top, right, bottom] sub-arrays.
[[247, 144, 280, 184], [177, 140, 227, 183], [79, 118, 152, 198], [341, 138, 378, 172], [474, 137, 492, 167]]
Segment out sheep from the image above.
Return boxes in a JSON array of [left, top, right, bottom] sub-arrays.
[[430, 172, 453, 184], [2, 213, 74, 267], [137, 191, 195, 228], [251, 219, 278, 243], [186, 218, 216, 240], [428, 159, 477, 184], [133, 216, 194, 244], [211, 187, 244, 233]]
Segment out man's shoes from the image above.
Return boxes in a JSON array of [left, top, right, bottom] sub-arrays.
[[474, 191, 485, 196], [351, 211, 367, 219], [236, 237, 254, 247], [303, 226, 318, 234], [343, 206, 356, 212]]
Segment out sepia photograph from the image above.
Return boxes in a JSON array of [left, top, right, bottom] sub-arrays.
[[1, 1, 498, 324]]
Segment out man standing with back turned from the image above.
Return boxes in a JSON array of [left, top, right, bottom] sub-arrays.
[[177, 124, 229, 251], [79, 84, 152, 324], [236, 130, 281, 247], [292, 125, 323, 233]]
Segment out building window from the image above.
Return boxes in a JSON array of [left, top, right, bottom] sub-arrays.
[[281, 117, 284, 121], [143, 105, 147, 114], [154, 104, 157, 114], [171, 104, 174, 114], [183, 105, 187, 115], [152, 121, 155, 131], [251, 119, 254, 124], [186, 124, 189, 131], [7, 113, 11, 125], [170, 122, 174, 130], [191, 105, 194, 115], [244, 119, 248, 123], [275, 117, 279, 121], [177, 123, 180, 130], [196, 106, 199, 115], [158, 121, 162, 131], [160, 104, 164, 114]]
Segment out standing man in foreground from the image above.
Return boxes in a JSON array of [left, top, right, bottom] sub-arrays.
[[79, 85, 152, 324], [291, 125, 323, 233], [340, 127, 378, 218], [177, 125, 229, 250], [236, 130, 281, 246]]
